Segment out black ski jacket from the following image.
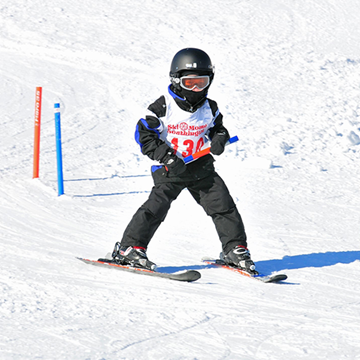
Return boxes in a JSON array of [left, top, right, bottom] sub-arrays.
[[135, 86, 230, 183]]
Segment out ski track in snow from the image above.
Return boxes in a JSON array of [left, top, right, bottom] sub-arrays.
[[1, 0, 360, 359]]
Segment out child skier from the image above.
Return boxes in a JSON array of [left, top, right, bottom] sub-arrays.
[[112, 48, 256, 274]]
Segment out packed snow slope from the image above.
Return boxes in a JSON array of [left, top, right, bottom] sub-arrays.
[[1, 0, 360, 359]]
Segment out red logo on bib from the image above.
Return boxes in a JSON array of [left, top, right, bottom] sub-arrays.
[[180, 122, 188, 131]]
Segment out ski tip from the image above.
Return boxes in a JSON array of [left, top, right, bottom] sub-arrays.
[[275, 274, 288, 281], [186, 270, 201, 282], [260, 274, 288, 283], [168, 269, 201, 282]]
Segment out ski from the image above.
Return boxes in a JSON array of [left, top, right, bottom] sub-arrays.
[[77, 257, 201, 282], [202, 257, 287, 283]]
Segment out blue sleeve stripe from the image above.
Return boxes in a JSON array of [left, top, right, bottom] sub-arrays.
[[134, 124, 143, 149], [140, 118, 161, 137], [151, 165, 163, 172], [135, 118, 162, 150]]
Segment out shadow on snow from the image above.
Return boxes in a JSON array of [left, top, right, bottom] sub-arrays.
[[255, 250, 360, 274], [72, 191, 150, 197], [65, 175, 151, 197], [157, 251, 360, 275]]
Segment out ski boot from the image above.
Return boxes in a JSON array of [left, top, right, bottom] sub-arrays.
[[112, 242, 157, 271], [221, 245, 258, 275]]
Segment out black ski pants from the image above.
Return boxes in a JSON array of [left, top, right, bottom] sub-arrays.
[[120, 171, 247, 254]]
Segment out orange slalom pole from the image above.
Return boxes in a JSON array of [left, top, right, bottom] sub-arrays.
[[184, 135, 239, 164], [33, 87, 42, 178], [187, 147, 212, 162]]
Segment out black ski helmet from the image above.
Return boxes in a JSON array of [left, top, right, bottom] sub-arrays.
[[169, 48, 215, 90]]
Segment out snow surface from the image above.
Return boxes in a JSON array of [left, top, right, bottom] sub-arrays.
[[1, 0, 360, 359]]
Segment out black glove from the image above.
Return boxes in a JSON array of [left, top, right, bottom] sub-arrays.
[[162, 151, 187, 176], [210, 131, 230, 155]]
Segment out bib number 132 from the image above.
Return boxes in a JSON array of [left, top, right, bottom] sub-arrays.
[[171, 137, 204, 157]]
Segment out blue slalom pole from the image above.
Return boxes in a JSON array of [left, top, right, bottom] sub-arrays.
[[54, 103, 64, 196]]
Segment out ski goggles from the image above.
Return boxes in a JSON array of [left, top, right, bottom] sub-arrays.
[[179, 75, 210, 91]]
